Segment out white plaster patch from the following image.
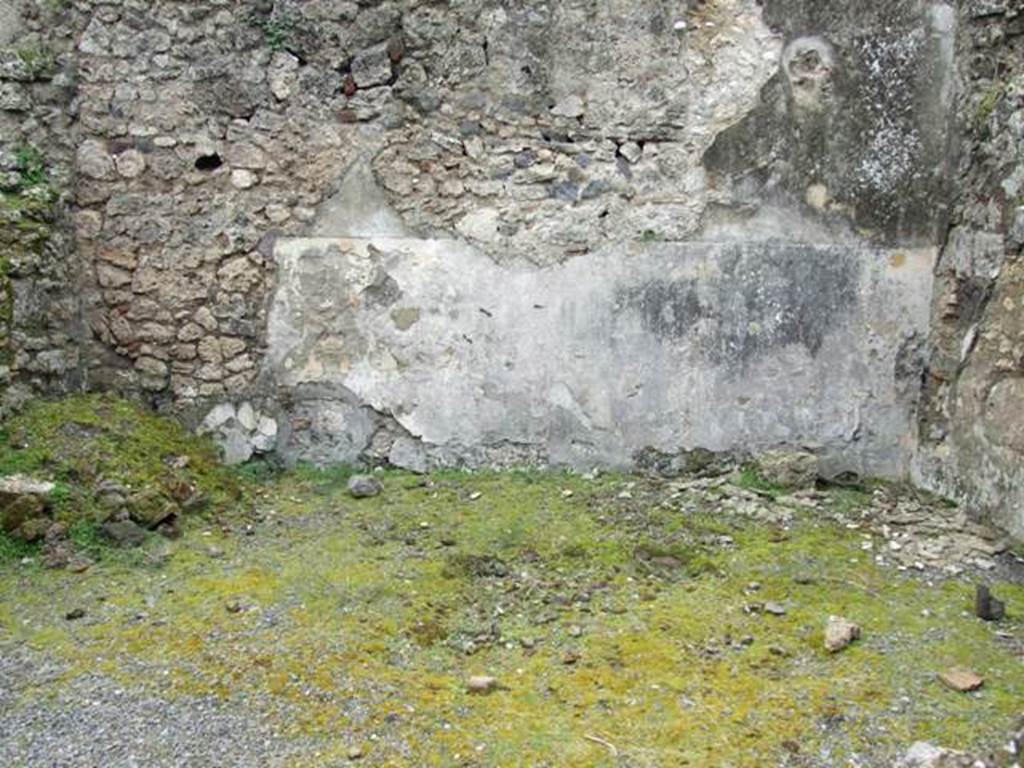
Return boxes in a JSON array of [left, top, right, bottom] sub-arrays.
[[267, 236, 935, 476]]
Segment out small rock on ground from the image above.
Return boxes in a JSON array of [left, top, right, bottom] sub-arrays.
[[975, 584, 1005, 622], [347, 475, 383, 499], [824, 616, 861, 653], [100, 520, 147, 547], [897, 741, 963, 767], [939, 667, 984, 693], [466, 675, 499, 694]]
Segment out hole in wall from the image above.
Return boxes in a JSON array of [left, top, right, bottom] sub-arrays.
[[194, 153, 223, 171]]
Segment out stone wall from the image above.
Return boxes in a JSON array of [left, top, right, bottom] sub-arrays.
[[1, 1, 1021, 532], [915, 0, 1024, 537], [0, 0, 83, 408]]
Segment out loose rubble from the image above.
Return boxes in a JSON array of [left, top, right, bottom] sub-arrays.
[[0, 475, 55, 541]]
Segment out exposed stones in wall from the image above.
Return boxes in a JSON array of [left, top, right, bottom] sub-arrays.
[[7, 2, 950, 466], [0, 1, 83, 409], [198, 399, 278, 465], [67, 0, 348, 405], [368, 0, 781, 265], [916, 0, 1024, 536]]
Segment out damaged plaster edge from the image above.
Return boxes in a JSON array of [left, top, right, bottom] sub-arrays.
[[193, 390, 925, 482]]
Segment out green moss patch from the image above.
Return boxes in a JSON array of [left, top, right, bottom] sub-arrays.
[[0, 469, 1021, 766], [0, 394, 241, 553]]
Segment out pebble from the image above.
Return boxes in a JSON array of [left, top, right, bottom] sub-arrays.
[[466, 675, 499, 694], [347, 475, 383, 499], [65, 608, 86, 621], [939, 667, 984, 693], [765, 602, 787, 616], [67, 557, 92, 573], [347, 746, 364, 760], [824, 616, 861, 653]]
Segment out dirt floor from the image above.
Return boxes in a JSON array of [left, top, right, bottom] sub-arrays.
[[1, 467, 1022, 767]]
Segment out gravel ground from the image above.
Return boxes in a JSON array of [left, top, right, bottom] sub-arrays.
[[0, 645, 311, 768]]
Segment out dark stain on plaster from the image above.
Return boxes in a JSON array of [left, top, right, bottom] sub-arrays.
[[703, 2, 954, 246], [362, 270, 402, 308], [618, 243, 858, 366]]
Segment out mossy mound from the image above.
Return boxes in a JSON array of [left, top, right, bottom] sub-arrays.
[[0, 394, 240, 541]]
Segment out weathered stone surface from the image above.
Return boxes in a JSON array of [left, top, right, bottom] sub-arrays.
[[351, 44, 392, 88], [114, 150, 146, 179], [277, 400, 375, 468], [76, 140, 115, 181], [388, 436, 428, 474], [914, 2, 1024, 536], [706, 3, 956, 246], [268, 52, 299, 101]]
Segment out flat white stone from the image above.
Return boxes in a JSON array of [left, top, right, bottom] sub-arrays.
[[236, 402, 257, 432], [202, 402, 236, 432]]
